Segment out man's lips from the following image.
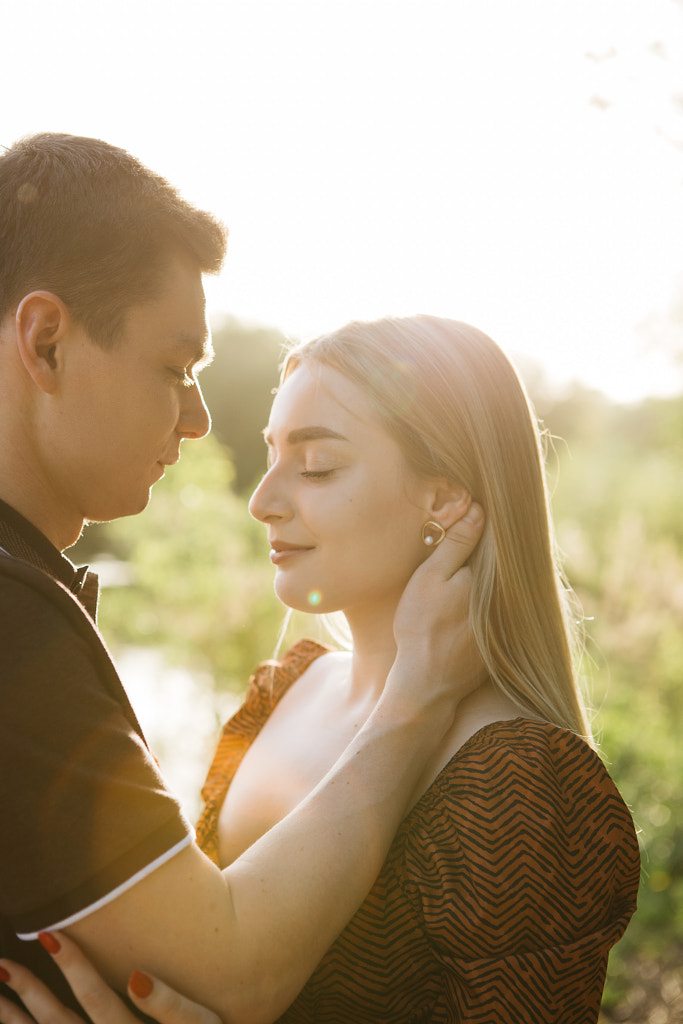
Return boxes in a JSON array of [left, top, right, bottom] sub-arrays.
[[156, 452, 179, 473]]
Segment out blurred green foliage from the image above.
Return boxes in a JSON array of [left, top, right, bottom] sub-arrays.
[[200, 318, 285, 492], [541, 386, 683, 1010], [72, 435, 284, 691], [70, 329, 682, 1011]]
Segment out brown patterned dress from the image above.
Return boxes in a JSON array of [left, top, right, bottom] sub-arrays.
[[197, 640, 640, 1023]]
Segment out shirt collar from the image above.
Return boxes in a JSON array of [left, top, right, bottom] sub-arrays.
[[0, 497, 99, 620]]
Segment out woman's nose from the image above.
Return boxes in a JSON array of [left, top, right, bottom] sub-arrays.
[[248, 466, 289, 523]]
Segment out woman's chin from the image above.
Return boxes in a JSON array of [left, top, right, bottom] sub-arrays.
[[275, 581, 328, 614]]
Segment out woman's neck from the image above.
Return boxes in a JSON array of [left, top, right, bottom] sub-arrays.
[[344, 598, 400, 703]]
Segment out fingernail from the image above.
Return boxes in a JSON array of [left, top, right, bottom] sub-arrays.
[[464, 503, 483, 525], [129, 970, 154, 999], [0, 965, 10, 983], [38, 932, 61, 955]]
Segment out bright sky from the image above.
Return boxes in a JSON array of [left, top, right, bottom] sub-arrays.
[[3, 0, 683, 401]]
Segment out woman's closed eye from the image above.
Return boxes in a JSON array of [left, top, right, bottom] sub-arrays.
[[301, 468, 336, 480]]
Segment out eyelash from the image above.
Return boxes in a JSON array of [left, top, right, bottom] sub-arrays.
[[170, 368, 195, 387], [301, 469, 335, 480]]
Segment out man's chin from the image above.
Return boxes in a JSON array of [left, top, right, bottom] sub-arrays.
[[84, 491, 153, 526]]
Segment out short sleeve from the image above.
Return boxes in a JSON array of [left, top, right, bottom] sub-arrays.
[[0, 577, 192, 938], [400, 721, 640, 1021]]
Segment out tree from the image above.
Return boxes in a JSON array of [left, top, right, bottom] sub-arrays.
[[201, 318, 287, 492]]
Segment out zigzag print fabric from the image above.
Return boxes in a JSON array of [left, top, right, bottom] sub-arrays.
[[197, 642, 640, 1023]]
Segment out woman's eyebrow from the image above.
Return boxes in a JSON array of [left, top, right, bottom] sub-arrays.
[[262, 426, 351, 446]]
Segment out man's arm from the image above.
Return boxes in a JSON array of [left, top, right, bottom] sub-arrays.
[[56, 506, 483, 1024]]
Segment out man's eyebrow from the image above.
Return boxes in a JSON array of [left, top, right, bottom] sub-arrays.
[[172, 332, 214, 369], [262, 426, 350, 445]]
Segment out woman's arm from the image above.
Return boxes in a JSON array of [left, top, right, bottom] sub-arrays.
[[22, 507, 485, 1024]]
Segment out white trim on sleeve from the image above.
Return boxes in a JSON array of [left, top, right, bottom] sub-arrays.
[[17, 833, 194, 941]]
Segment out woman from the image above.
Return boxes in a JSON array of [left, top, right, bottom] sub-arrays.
[[1, 316, 639, 1022]]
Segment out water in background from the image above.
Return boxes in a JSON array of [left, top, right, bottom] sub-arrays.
[[117, 646, 240, 823]]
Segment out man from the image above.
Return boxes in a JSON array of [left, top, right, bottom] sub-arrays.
[[0, 134, 482, 1024]]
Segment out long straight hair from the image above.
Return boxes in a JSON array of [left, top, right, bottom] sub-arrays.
[[283, 316, 592, 742]]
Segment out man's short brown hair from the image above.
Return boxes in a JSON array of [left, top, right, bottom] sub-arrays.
[[0, 133, 227, 346]]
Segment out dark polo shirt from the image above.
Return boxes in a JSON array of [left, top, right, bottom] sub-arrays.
[[0, 497, 100, 617], [0, 499, 191, 1017]]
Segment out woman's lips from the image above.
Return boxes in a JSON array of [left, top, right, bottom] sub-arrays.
[[268, 542, 314, 565]]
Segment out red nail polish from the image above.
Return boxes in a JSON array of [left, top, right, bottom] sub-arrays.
[[129, 971, 154, 999], [38, 932, 61, 955], [0, 965, 10, 983]]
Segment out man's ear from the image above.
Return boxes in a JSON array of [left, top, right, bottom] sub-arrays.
[[428, 481, 473, 531], [14, 291, 73, 394]]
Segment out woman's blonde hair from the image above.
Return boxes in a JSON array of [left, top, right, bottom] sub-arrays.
[[283, 315, 592, 742]]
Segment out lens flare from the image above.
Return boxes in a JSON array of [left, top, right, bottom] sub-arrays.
[[307, 590, 322, 606]]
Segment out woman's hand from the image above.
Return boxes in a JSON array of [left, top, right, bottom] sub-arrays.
[[390, 501, 486, 708], [0, 932, 220, 1024]]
